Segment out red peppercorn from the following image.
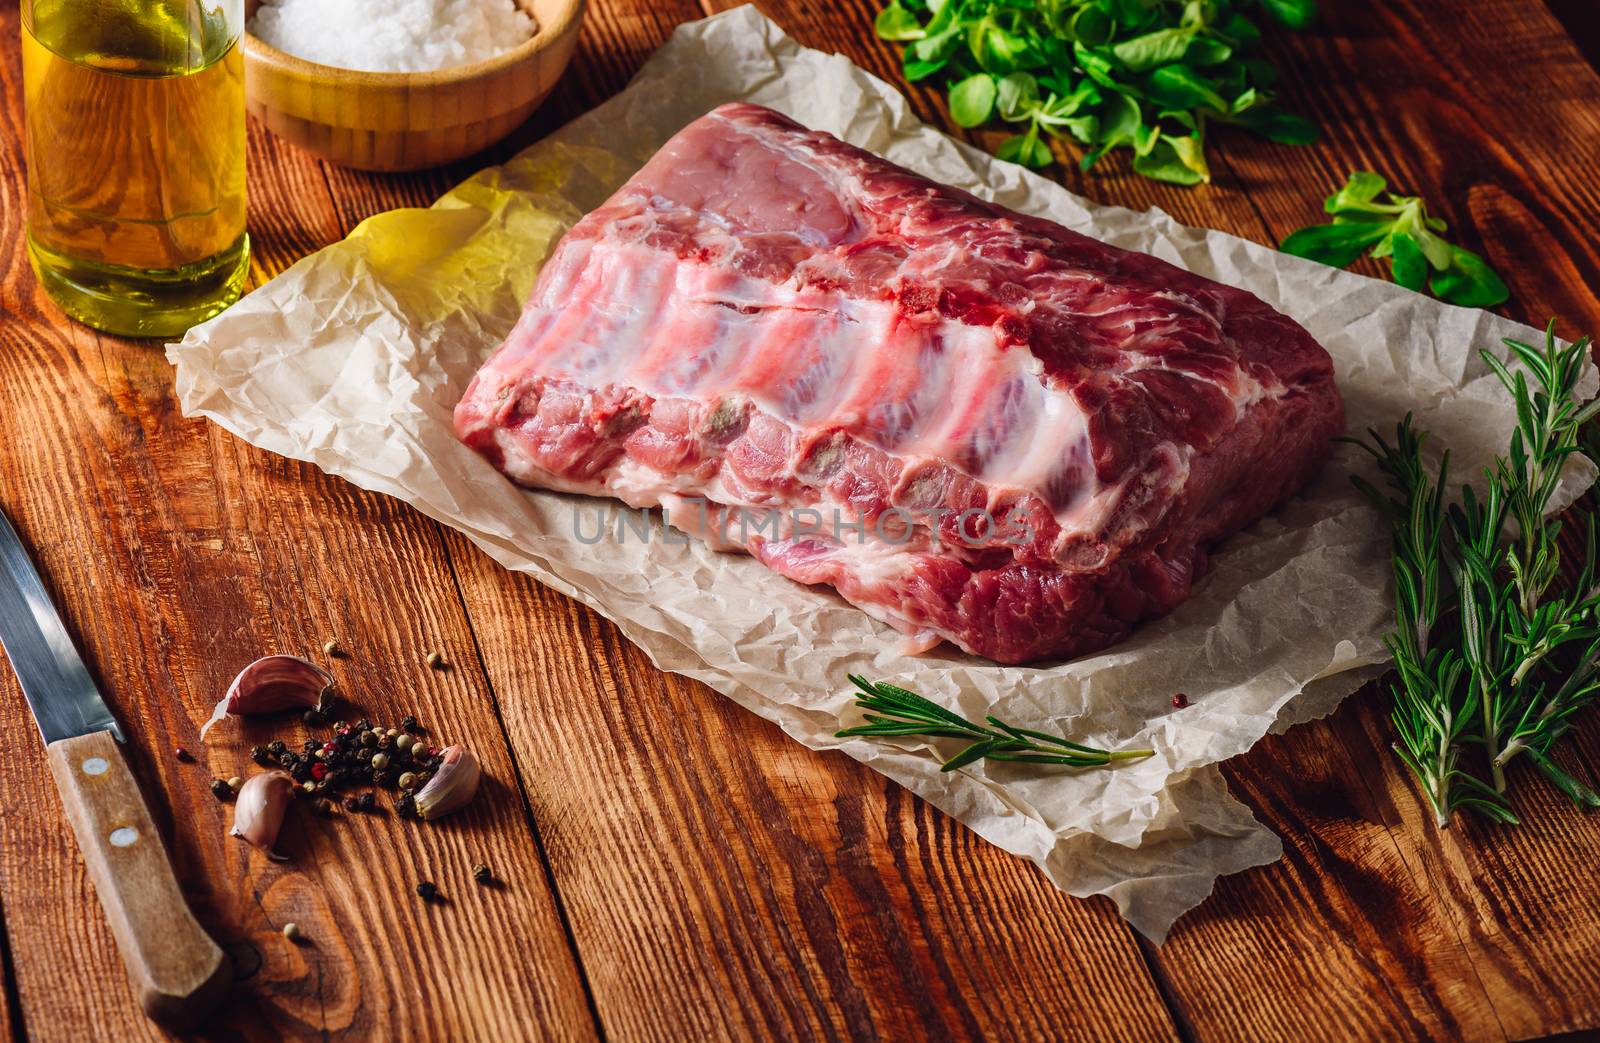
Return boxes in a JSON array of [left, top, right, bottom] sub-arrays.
[[173, 746, 192, 762], [323, 741, 338, 753], [1172, 693, 1190, 709], [310, 762, 329, 780]]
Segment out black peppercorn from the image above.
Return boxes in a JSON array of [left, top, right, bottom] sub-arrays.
[[302, 709, 324, 726], [344, 796, 361, 813], [472, 864, 491, 884], [250, 745, 272, 766], [415, 881, 438, 902], [400, 715, 419, 733], [209, 778, 232, 801], [396, 792, 417, 818], [357, 792, 375, 813], [268, 740, 288, 756]]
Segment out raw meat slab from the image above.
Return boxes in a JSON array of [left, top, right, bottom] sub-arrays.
[[454, 102, 1344, 663]]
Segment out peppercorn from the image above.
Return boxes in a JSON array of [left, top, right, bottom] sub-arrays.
[[283, 923, 303, 943], [472, 864, 492, 884], [361, 731, 378, 747], [174, 746, 192, 762], [344, 796, 361, 813], [210, 778, 232, 801], [303, 708, 325, 726], [415, 881, 438, 901], [323, 639, 341, 658], [251, 745, 272, 766], [395, 792, 417, 818], [268, 740, 288, 756], [398, 772, 418, 790], [357, 792, 375, 813], [312, 798, 336, 817], [1172, 692, 1190, 709], [227, 776, 244, 794], [371, 753, 390, 770], [425, 651, 444, 670], [400, 715, 419, 733], [311, 762, 329, 781], [355, 718, 372, 732], [396, 735, 414, 753], [301, 781, 316, 795]]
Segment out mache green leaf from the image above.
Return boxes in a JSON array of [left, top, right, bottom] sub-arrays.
[[875, 0, 926, 42], [949, 73, 998, 127], [1280, 220, 1390, 267], [1430, 245, 1512, 308]]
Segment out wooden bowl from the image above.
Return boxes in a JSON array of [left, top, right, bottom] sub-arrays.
[[241, 0, 584, 172]]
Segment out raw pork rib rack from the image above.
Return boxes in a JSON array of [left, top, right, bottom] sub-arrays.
[[455, 103, 1344, 664]]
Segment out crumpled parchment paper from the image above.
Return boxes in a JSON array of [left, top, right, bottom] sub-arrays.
[[168, 5, 1596, 940]]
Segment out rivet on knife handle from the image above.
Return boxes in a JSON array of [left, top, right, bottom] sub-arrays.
[[45, 730, 231, 1025]]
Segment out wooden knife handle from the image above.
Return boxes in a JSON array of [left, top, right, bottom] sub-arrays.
[[45, 730, 231, 1026]]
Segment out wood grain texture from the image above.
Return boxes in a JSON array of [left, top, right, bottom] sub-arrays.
[[1, 0, 1599, 1039], [445, 541, 1179, 1043], [44, 731, 230, 1026], [1119, 1, 1600, 1039], [0, 6, 597, 1039]]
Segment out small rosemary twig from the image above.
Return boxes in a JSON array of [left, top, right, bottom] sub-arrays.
[[835, 675, 1152, 772]]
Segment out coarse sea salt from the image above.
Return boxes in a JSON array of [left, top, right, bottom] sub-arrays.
[[249, 0, 537, 74]]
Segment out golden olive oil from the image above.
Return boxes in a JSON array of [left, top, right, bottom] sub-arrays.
[[23, 0, 249, 338]]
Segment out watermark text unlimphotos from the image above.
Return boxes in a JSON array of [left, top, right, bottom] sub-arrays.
[[571, 497, 1035, 548]]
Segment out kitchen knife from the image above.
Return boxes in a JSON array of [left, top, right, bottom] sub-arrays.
[[0, 505, 230, 1026]]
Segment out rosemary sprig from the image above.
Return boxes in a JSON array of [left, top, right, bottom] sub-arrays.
[[1350, 419, 1514, 825], [835, 675, 1153, 772], [1355, 321, 1600, 825]]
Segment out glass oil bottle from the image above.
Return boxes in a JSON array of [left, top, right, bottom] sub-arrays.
[[22, 0, 249, 338]]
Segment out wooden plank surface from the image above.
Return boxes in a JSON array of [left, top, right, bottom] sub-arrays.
[[446, 536, 1180, 1042], [0, 9, 597, 1038], [0, 0, 1597, 1041]]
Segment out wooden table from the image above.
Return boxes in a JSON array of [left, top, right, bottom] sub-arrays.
[[2, 1, 1598, 1040]]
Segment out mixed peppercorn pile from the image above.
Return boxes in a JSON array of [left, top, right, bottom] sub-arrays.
[[223, 712, 443, 820]]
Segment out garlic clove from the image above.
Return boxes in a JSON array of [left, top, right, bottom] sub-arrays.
[[229, 770, 296, 860], [201, 655, 334, 739], [414, 745, 482, 821]]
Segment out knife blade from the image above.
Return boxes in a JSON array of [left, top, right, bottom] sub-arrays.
[[0, 503, 229, 1025], [0, 506, 124, 744]]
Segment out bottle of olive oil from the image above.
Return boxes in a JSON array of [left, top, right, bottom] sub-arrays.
[[22, 0, 249, 338]]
